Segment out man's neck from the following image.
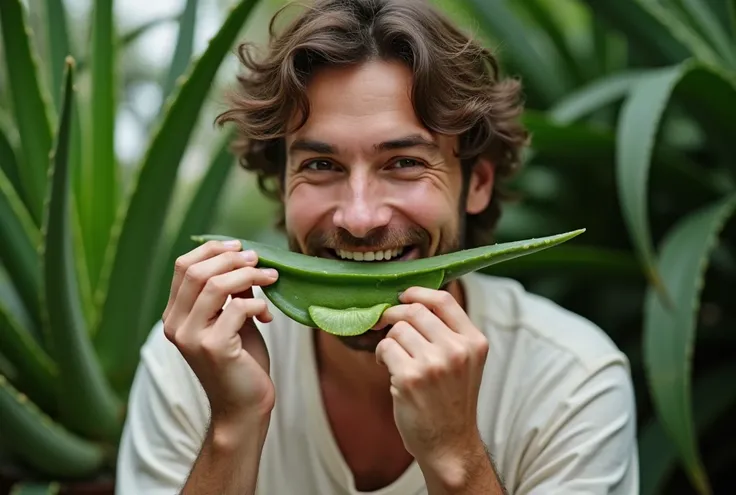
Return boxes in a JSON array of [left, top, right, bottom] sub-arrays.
[[314, 280, 467, 400]]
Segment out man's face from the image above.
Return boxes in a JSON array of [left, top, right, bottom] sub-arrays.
[[282, 59, 493, 351]]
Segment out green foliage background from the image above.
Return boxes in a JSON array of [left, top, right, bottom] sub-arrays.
[[0, 0, 734, 493]]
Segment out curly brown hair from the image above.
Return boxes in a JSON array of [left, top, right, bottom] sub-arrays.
[[216, 0, 528, 248]]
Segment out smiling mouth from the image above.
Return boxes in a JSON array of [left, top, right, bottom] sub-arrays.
[[322, 245, 418, 262]]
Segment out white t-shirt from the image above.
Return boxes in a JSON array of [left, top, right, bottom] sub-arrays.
[[116, 273, 639, 494]]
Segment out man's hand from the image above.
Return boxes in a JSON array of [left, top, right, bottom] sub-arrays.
[[374, 286, 505, 494]]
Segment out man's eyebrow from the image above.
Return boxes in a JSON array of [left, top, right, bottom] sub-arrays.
[[375, 134, 439, 151], [289, 139, 337, 155]]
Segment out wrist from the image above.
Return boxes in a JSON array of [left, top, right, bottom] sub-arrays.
[[418, 433, 490, 493], [209, 411, 271, 454]]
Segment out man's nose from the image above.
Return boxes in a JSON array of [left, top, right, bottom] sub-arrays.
[[332, 174, 392, 238]]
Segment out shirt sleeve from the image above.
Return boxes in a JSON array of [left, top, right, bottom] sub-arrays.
[[514, 356, 639, 495], [115, 322, 210, 495]]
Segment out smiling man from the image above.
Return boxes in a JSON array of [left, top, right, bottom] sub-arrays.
[[116, 1, 639, 494]]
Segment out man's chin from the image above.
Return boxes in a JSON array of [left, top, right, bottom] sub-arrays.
[[334, 325, 391, 353]]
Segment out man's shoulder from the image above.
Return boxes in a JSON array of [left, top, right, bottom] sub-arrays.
[[464, 273, 628, 373]]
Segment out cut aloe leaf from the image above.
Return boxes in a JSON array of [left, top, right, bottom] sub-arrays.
[[193, 229, 584, 331], [309, 303, 391, 336]]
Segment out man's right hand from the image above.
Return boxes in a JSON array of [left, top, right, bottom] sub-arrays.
[[161, 239, 279, 425]]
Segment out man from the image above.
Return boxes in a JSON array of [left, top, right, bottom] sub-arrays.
[[116, 0, 639, 493]]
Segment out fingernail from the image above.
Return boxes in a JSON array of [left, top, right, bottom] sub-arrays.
[[223, 240, 240, 248], [262, 268, 278, 278], [240, 250, 256, 261]]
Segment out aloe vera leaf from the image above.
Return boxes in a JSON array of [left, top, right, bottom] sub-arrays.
[[84, 0, 118, 294], [9, 483, 60, 495], [0, 0, 54, 225], [40, 59, 120, 440], [0, 164, 41, 325], [162, 0, 198, 104], [142, 134, 235, 338], [309, 304, 392, 336], [193, 229, 584, 328], [194, 229, 584, 280], [44, 0, 72, 112], [271, 270, 445, 329], [0, 375, 106, 478], [93, 0, 261, 394], [0, 115, 22, 199], [0, 299, 56, 413]]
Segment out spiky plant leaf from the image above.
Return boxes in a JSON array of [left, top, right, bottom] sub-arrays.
[[0, 375, 105, 479], [40, 59, 120, 440], [162, 0, 198, 104], [142, 134, 235, 336], [0, 0, 54, 224], [83, 0, 118, 295], [615, 60, 736, 299], [643, 193, 736, 495], [639, 363, 736, 495], [0, 300, 56, 413], [0, 166, 40, 326], [94, 0, 262, 394], [43, 0, 72, 111]]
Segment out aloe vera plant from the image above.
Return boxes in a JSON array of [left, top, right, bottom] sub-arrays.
[[0, 0, 263, 488], [194, 230, 584, 335], [451, 0, 736, 493]]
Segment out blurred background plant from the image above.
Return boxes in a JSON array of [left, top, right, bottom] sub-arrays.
[[0, 0, 734, 494]]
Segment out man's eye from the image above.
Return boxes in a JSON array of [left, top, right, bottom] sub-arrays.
[[392, 158, 423, 169], [305, 160, 334, 171]]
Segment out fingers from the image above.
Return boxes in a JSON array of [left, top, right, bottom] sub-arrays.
[[376, 302, 449, 344], [186, 266, 279, 330], [191, 297, 271, 360], [376, 335, 412, 372], [166, 249, 261, 329], [163, 240, 242, 321], [382, 321, 432, 358], [398, 287, 476, 336]]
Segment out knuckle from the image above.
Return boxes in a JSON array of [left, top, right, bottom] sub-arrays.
[[446, 345, 469, 367], [174, 255, 190, 276], [184, 265, 207, 286], [203, 240, 222, 255], [162, 321, 177, 342], [398, 369, 422, 389], [473, 335, 490, 357], [407, 303, 425, 318], [438, 290, 455, 306], [204, 276, 226, 296]]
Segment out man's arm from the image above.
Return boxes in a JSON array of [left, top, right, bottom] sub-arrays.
[[419, 434, 508, 495], [180, 415, 269, 495]]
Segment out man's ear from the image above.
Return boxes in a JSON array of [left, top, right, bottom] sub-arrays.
[[465, 157, 495, 214]]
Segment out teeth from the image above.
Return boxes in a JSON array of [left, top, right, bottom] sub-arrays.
[[336, 246, 406, 261]]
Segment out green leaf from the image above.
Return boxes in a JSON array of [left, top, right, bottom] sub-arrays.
[[730, 1, 736, 40], [0, 375, 106, 479], [43, 0, 72, 111], [0, 113, 22, 199], [162, 0, 198, 104], [673, 0, 736, 67], [0, 166, 41, 326], [639, 363, 736, 495], [580, 0, 690, 65], [10, 483, 60, 495], [616, 60, 736, 297], [516, 0, 587, 84], [523, 111, 615, 164], [40, 59, 120, 441], [94, 0, 262, 394], [462, 0, 567, 106], [0, 299, 56, 414], [643, 193, 736, 495], [548, 71, 646, 124], [84, 0, 118, 295], [481, 245, 642, 280], [633, 0, 722, 65], [0, 0, 54, 225], [142, 134, 235, 336]]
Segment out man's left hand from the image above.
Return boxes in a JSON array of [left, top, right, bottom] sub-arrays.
[[373, 286, 490, 478]]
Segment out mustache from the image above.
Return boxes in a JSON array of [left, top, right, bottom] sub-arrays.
[[305, 226, 430, 254]]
